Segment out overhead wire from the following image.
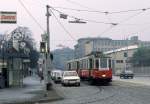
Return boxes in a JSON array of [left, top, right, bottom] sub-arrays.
[[98, 8, 149, 37], [19, 0, 150, 43], [18, 0, 45, 31], [50, 6, 115, 25], [50, 5, 150, 38], [66, 0, 95, 10], [54, 6, 150, 14], [98, 25, 116, 37], [49, 8, 77, 41], [110, 8, 150, 14], [65, 0, 150, 14], [54, 7, 107, 14], [65, 0, 150, 36], [118, 10, 146, 24], [51, 6, 150, 26]]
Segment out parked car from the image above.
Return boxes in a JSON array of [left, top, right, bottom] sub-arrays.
[[51, 70, 62, 83], [53, 71, 62, 83], [120, 70, 134, 79], [61, 71, 80, 86]]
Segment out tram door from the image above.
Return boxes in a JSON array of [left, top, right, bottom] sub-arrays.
[[2, 68, 9, 87], [77, 61, 79, 73], [89, 58, 93, 76]]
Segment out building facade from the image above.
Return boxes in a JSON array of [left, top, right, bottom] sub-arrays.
[[105, 45, 138, 75], [74, 36, 150, 58]]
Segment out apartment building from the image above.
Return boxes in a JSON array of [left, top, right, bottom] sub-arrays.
[[74, 36, 150, 58]]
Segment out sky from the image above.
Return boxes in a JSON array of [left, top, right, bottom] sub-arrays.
[[0, 0, 150, 50]]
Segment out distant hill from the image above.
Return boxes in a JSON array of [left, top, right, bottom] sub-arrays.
[[52, 47, 74, 70]]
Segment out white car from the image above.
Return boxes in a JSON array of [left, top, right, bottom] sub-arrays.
[[61, 71, 80, 86]]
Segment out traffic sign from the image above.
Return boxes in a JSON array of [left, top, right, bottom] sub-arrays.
[[0, 11, 17, 24]]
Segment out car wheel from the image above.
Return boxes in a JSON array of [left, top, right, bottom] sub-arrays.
[[120, 76, 123, 79], [61, 83, 64, 86]]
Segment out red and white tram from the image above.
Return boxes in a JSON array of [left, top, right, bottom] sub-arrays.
[[66, 52, 112, 84]]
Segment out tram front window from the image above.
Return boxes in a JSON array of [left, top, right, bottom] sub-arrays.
[[100, 58, 107, 68]]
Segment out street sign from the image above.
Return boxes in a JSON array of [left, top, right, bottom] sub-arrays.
[[0, 11, 17, 24]]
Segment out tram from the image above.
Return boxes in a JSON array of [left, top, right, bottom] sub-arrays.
[[66, 52, 112, 84]]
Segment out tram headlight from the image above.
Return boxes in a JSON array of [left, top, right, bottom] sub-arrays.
[[102, 74, 106, 77]]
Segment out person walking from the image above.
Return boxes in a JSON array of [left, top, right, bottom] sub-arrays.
[[39, 67, 43, 83]]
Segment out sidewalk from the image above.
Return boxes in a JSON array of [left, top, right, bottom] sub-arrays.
[[0, 76, 62, 104], [113, 76, 150, 86]]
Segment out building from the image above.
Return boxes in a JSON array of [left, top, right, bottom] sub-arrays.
[[74, 36, 150, 58], [105, 45, 138, 75]]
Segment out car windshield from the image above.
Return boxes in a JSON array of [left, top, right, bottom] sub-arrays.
[[125, 70, 133, 73], [63, 72, 77, 77]]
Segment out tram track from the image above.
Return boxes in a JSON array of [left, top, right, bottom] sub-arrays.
[[60, 82, 118, 104], [75, 84, 118, 104]]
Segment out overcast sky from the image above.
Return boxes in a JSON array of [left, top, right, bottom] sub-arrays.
[[0, 0, 150, 50]]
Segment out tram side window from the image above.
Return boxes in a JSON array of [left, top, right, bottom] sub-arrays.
[[83, 60, 86, 69], [79, 61, 83, 69], [100, 58, 107, 68], [77, 61, 79, 69], [68, 63, 71, 70], [89, 59, 93, 69], [108, 59, 111, 68], [95, 59, 99, 69], [86, 60, 88, 69]]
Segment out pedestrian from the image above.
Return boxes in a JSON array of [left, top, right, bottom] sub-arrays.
[[28, 67, 32, 76], [39, 67, 43, 83]]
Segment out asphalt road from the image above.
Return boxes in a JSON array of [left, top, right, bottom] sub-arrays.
[[40, 81, 150, 104]]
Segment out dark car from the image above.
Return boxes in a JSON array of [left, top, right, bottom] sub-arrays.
[[120, 70, 134, 79]]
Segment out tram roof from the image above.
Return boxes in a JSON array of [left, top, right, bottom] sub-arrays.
[[104, 45, 138, 54], [67, 52, 110, 63]]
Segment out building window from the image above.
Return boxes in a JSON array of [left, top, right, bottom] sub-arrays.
[[116, 60, 124, 63], [124, 52, 128, 57]]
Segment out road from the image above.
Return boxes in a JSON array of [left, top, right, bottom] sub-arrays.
[[39, 80, 150, 104]]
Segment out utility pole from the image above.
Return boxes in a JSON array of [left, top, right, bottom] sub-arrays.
[[44, 5, 52, 91], [46, 5, 50, 52]]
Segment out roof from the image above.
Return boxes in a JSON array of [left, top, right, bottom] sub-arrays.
[[78, 37, 112, 42], [105, 45, 138, 54]]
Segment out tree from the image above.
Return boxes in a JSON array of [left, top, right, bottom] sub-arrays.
[[29, 49, 39, 68], [130, 47, 150, 66], [10, 26, 39, 68], [52, 47, 74, 70]]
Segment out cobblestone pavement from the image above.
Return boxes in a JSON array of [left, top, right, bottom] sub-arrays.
[[40, 80, 150, 104]]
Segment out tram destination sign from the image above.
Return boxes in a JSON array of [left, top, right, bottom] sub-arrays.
[[0, 11, 17, 24]]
